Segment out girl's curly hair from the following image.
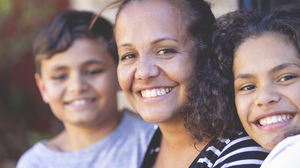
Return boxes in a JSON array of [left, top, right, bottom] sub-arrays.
[[186, 3, 300, 141]]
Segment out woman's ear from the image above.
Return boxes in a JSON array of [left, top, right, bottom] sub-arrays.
[[35, 73, 49, 104]]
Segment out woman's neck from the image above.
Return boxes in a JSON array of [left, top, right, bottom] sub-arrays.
[[154, 115, 211, 168]]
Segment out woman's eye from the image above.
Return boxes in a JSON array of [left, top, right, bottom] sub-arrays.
[[121, 53, 135, 61], [240, 85, 256, 91], [157, 48, 176, 55], [279, 75, 296, 82]]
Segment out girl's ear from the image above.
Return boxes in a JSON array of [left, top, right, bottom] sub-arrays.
[[35, 73, 49, 104]]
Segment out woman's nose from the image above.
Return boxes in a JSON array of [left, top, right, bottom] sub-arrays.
[[134, 55, 160, 81]]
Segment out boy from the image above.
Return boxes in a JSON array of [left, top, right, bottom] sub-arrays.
[[17, 10, 155, 168]]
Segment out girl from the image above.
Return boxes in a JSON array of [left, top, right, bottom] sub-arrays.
[[212, 3, 300, 168]]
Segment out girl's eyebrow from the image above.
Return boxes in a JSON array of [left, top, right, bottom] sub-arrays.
[[270, 63, 300, 73], [234, 63, 300, 81], [234, 73, 255, 81]]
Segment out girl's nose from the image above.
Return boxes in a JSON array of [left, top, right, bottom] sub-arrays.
[[254, 85, 280, 107]]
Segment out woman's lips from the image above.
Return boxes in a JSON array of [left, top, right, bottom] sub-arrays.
[[140, 87, 172, 98]]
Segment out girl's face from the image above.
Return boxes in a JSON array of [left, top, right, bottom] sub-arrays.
[[115, 0, 196, 124], [233, 32, 300, 151]]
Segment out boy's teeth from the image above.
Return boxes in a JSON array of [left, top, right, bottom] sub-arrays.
[[72, 99, 87, 105], [258, 114, 293, 126], [141, 88, 172, 98]]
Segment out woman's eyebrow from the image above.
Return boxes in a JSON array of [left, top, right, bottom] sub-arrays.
[[151, 37, 178, 45]]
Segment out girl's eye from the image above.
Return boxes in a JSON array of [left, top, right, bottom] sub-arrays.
[[157, 48, 176, 55], [121, 53, 136, 61], [279, 75, 296, 82], [240, 85, 256, 91]]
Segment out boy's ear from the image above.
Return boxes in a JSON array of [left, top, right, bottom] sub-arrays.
[[35, 73, 49, 104], [117, 82, 122, 91]]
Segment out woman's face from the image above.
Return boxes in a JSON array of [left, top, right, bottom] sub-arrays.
[[115, 0, 196, 124]]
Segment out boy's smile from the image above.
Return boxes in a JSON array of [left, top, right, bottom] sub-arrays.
[[35, 38, 120, 128], [233, 32, 300, 151]]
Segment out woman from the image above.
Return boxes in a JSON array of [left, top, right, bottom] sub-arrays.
[[94, 0, 269, 167]]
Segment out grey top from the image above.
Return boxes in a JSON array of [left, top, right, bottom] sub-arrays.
[[17, 111, 156, 168]]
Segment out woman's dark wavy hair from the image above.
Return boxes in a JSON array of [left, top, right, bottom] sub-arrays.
[[210, 3, 300, 139], [93, 0, 215, 55], [92, 0, 218, 141], [34, 10, 118, 75]]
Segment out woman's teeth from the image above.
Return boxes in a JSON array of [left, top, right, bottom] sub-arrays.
[[258, 114, 293, 126], [141, 88, 172, 98]]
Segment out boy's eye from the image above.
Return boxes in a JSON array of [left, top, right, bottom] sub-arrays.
[[86, 69, 103, 76], [240, 85, 256, 91], [157, 48, 176, 55], [279, 75, 296, 82], [121, 53, 136, 61], [52, 74, 67, 80]]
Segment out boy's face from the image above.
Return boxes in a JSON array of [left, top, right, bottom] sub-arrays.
[[35, 38, 120, 128], [233, 32, 300, 151]]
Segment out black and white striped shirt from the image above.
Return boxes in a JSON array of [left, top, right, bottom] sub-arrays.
[[141, 128, 269, 168]]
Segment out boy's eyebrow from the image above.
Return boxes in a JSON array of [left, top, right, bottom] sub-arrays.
[[84, 59, 105, 66], [51, 65, 67, 71], [270, 63, 300, 73], [51, 60, 105, 71]]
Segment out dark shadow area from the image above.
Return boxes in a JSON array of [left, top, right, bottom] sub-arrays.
[[0, 0, 69, 166]]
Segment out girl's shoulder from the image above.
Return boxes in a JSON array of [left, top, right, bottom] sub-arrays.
[[190, 132, 269, 168]]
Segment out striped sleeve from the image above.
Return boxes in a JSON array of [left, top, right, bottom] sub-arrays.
[[213, 135, 269, 168]]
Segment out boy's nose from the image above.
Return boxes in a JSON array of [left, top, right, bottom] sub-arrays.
[[254, 86, 280, 107], [68, 74, 88, 94], [134, 55, 160, 80]]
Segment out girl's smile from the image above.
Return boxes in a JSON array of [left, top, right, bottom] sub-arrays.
[[233, 32, 300, 151]]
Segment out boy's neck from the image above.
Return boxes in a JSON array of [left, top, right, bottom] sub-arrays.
[[46, 112, 123, 152]]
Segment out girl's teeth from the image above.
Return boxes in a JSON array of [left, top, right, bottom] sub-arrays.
[[141, 88, 172, 98], [161, 89, 166, 95], [258, 114, 293, 126], [151, 90, 156, 97]]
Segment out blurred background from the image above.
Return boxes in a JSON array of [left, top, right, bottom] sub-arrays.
[[0, 0, 299, 167]]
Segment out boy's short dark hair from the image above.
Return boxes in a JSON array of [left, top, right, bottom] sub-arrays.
[[33, 10, 118, 75]]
